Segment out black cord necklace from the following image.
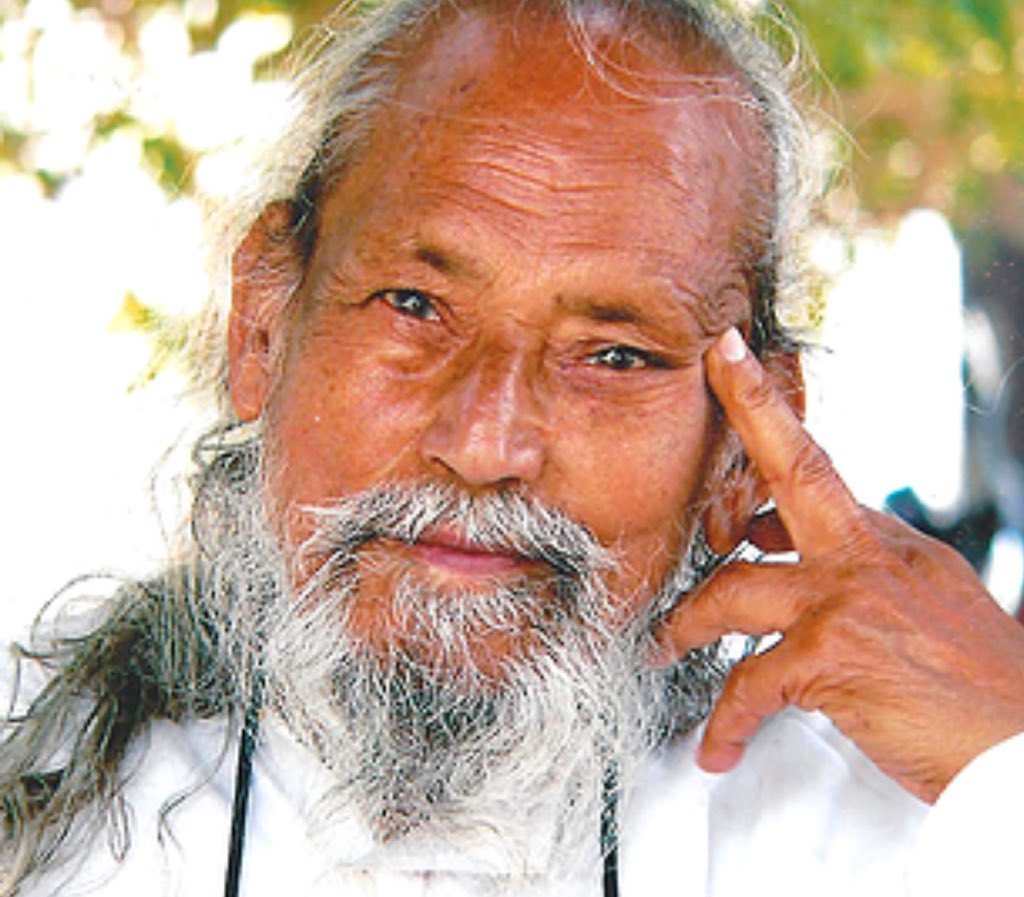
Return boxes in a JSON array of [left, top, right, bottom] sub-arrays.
[[223, 670, 265, 897], [600, 762, 622, 897], [222, 692, 622, 897]]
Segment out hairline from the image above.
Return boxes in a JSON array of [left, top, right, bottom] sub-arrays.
[[291, 3, 773, 276]]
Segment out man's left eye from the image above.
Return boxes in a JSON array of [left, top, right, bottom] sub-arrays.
[[588, 345, 665, 371], [374, 288, 441, 321]]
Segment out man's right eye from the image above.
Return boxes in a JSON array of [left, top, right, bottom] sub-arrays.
[[373, 288, 440, 322]]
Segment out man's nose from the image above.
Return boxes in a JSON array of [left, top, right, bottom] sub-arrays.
[[420, 345, 546, 489]]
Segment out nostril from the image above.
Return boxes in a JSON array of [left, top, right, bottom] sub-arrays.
[[422, 410, 545, 488], [421, 391, 545, 489]]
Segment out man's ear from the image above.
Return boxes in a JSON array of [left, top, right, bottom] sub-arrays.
[[700, 350, 804, 555], [228, 201, 303, 421]]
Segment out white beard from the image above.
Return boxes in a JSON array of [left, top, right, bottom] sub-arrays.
[[218, 480, 723, 883]]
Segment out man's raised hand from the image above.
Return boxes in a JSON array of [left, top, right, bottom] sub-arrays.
[[653, 327, 1024, 803]]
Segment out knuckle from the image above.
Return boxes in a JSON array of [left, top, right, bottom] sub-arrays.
[[735, 368, 776, 414], [706, 563, 746, 604], [778, 579, 813, 622], [718, 658, 751, 706], [926, 537, 975, 576], [720, 656, 767, 717], [787, 438, 835, 493], [694, 565, 743, 622], [780, 672, 823, 713], [722, 654, 798, 724]]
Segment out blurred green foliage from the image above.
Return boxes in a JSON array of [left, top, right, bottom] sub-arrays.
[[111, 292, 196, 389], [788, 0, 1024, 228], [0, 0, 1008, 232]]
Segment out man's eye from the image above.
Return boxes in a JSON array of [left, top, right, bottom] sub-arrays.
[[374, 289, 440, 321], [588, 345, 665, 371]]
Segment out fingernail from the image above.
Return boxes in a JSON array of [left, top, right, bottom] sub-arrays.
[[697, 739, 741, 774], [717, 327, 747, 363]]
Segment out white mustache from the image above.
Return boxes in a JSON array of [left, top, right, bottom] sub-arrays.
[[300, 483, 615, 582]]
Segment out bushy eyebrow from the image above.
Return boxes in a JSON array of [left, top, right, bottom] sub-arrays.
[[554, 288, 711, 339], [407, 236, 719, 340], [410, 241, 496, 285], [413, 244, 460, 275], [560, 297, 652, 326]]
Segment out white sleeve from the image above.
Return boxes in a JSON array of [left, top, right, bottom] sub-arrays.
[[908, 731, 1024, 896]]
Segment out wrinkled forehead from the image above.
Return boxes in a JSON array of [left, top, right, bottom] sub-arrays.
[[315, 3, 773, 268], [307, 4, 770, 262]]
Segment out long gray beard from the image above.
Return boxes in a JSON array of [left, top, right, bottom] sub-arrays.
[[205, 474, 724, 881]]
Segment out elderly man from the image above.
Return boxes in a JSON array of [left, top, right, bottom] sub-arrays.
[[4, 0, 1024, 895]]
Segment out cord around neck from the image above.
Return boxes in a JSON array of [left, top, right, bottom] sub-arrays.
[[222, 687, 622, 897], [224, 670, 265, 897]]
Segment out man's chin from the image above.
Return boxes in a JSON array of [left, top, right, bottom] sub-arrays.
[[404, 629, 548, 685], [345, 603, 549, 687], [335, 562, 574, 684]]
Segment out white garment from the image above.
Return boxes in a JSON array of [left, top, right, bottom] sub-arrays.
[[20, 709, 1024, 896]]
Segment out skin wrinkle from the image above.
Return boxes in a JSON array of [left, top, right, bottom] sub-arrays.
[[308, 182, 748, 349], [300, 46, 767, 342], [372, 127, 749, 327], [306, 183, 735, 358], [281, 0, 795, 360], [433, 116, 732, 218], [312, 265, 708, 408], [307, 10, 772, 283]]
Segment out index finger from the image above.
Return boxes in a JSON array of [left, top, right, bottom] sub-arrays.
[[707, 328, 863, 555]]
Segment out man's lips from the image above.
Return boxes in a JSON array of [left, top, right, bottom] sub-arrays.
[[403, 529, 535, 577]]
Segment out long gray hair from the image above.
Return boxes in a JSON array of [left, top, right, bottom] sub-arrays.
[[0, 433, 260, 892]]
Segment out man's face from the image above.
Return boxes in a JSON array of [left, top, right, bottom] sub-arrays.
[[231, 10, 763, 673]]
